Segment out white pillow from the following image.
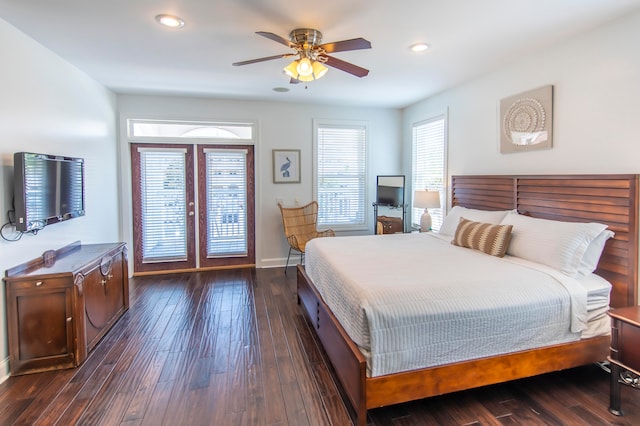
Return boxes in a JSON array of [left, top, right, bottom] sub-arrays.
[[578, 229, 614, 275], [439, 206, 513, 236], [500, 211, 609, 276]]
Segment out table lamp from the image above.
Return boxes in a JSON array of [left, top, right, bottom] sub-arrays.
[[414, 190, 441, 232]]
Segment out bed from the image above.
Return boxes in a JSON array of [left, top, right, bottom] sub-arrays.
[[296, 174, 639, 425]]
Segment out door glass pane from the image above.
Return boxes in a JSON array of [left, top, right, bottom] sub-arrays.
[[205, 149, 247, 256], [139, 148, 188, 262]]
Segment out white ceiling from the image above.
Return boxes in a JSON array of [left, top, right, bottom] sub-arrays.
[[3, 0, 640, 108]]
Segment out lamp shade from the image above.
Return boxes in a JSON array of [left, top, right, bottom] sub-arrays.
[[312, 60, 328, 79], [414, 190, 441, 209], [283, 60, 300, 78]]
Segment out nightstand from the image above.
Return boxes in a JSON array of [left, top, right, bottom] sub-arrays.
[[608, 306, 640, 416]]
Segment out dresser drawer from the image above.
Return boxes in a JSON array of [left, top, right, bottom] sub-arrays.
[[8, 277, 71, 292]]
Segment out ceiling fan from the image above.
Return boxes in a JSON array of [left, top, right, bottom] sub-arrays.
[[232, 28, 371, 83]]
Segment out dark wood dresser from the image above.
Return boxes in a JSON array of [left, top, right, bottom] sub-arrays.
[[4, 241, 129, 375]]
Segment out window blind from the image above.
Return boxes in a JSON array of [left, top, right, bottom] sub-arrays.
[[138, 148, 188, 262], [204, 149, 248, 256], [315, 123, 367, 228], [412, 117, 446, 230]]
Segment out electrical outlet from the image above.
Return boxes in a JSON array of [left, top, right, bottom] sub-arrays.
[[294, 198, 300, 206], [276, 197, 284, 206]]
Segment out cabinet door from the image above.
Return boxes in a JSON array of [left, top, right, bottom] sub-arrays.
[[83, 267, 110, 349], [9, 281, 75, 374], [83, 251, 126, 350], [106, 251, 126, 319]]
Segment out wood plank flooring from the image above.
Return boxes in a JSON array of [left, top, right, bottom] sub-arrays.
[[1, 267, 639, 425]]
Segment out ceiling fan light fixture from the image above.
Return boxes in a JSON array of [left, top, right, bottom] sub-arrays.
[[284, 58, 328, 82]]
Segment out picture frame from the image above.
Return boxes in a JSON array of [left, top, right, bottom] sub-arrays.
[[272, 149, 301, 183], [499, 85, 553, 153]]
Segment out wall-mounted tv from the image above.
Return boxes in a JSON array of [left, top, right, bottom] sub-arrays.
[[13, 152, 85, 232]]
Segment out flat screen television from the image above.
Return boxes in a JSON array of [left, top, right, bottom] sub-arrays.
[[376, 185, 403, 206], [13, 152, 85, 232]]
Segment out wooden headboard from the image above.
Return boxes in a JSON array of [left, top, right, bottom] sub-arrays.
[[451, 175, 639, 308]]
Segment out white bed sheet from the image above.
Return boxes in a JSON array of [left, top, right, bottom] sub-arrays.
[[305, 232, 610, 377]]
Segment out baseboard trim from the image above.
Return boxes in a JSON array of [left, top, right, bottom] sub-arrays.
[[0, 356, 10, 384]]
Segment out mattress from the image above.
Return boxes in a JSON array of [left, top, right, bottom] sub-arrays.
[[305, 232, 611, 377]]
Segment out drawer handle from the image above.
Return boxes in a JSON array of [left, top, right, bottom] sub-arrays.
[[101, 279, 107, 286], [66, 317, 72, 322], [35, 281, 43, 287]]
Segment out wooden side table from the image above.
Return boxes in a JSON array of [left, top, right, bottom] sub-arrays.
[[608, 306, 640, 416]]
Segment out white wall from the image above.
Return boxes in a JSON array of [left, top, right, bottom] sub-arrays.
[[403, 10, 640, 184], [117, 95, 401, 269], [0, 19, 119, 381], [402, 10, 640, 301]]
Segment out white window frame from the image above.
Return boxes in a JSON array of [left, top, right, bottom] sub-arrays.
[[411, 114, 447, 231], [313, 119, 369, 231]]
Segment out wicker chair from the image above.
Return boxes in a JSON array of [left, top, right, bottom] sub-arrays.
[[278, 201, 335, 273]]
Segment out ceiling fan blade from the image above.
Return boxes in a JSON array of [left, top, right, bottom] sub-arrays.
[[322, 55, 369, 78], [319, 37, 371, 53], [233, 53, 294, 66], [256, 31, 294, 48]]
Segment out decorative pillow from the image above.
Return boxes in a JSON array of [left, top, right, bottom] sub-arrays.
[[452, 217, 513, 257], [439, 206, 513, 236], [578, 229, 614, 275], [499, 211, 609, 276]]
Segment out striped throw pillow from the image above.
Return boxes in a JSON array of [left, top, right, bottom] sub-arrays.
[[452, 217, 513, 257]]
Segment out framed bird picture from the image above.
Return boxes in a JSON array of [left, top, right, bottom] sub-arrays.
[[272, 149, 301, 183]]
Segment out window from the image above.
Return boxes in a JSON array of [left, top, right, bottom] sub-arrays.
[[412, 115, 446, 231], [129, 119, 253, 140], [313, 120, 368, 230]]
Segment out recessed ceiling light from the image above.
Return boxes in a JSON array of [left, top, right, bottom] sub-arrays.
[[409, 43, 429, 52], [155, 14, 185, 28], [273, 87, 290, 93]]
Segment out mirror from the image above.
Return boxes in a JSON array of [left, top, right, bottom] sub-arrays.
[[374, 175, 405, 234], [376, 175, 405, 207]]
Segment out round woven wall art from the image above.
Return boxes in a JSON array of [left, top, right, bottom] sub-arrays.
[[502, 97, 546, 144]]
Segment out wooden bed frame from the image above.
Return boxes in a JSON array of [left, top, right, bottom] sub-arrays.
[[297, 174, 639, 425]]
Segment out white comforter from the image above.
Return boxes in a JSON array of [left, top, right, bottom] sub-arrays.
[[305, 232, 594, 377]]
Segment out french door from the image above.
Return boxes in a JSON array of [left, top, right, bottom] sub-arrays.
[[197, 145, 255, 269], [130, 143, 255, 274]]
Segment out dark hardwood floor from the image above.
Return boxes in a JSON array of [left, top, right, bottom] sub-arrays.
[[1, 267, 639, 425]]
